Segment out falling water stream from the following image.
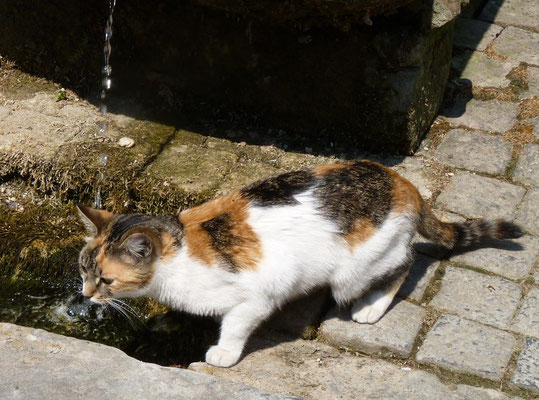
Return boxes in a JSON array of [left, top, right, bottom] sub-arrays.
[[94, 0, 116, 209]]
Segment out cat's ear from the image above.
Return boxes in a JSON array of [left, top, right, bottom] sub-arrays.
[[77, 205, 114, 236], [121, 232, 153, 260]]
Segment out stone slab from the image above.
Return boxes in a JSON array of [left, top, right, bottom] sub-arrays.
[[450, 234, 539, 280], [511, 287, 539, 338], [452, 51, 516, 88], [514, 189, 539, 236], [0, 323, 300, 400], [492, 27, 539, 66], [392, 156, 436, 200], [454, 18, 503, 51], [319, 300, 426, 358], [398, 253, 440, 302], [511, 338, 539, 392], [436, 171, 526, 220], [513, 144, 539, 187], [190, 337, 518, 400], [479, 0, 539, 33], [430, 266, 522, 328], [435, 129, 512, 174], [442, 99, 519, 132], [519, 66, 539, 99], [0, 92, 102, 161], [416, 315, 516, 379]]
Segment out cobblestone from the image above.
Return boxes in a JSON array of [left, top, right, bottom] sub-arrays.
[[434, 129, 512, 174], [519, 66, 539, 99], [430, 266, 521, 329], [452, 51, 516, 88], [491, 26, 539, 66], [511, 338, 539, 392], [436, 171, 526, 220], [511, 287, 539, 338], [454, 18, 503, 51], [398, 254, 440, 302], [450, 235, 539, 280], [479, 0, 539, 33], [513, 144, 539, 187], [319, 300, 425, 358], [191, 337, 520, 400], [442, 99, 519, 132], [416, 315, 516, 380], [514, 189, 539, 236]]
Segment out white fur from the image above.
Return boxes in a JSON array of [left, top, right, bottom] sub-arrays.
[[141, 189, 415, 367]]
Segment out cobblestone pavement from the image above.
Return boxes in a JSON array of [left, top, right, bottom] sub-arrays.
[[0, 0, 537, 399]]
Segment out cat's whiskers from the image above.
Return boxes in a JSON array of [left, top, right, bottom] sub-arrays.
[[107, 298, 145, 329]]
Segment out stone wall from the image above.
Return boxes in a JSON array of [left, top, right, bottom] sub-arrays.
[[0, 0, 461, 152]]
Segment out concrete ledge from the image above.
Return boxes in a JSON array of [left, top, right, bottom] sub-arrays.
[[0, 323, 303, 400]]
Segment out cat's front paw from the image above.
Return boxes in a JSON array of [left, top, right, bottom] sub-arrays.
[[205, 345, 242, 368]]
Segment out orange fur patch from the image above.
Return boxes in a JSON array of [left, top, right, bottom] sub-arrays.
[[344, 218, 377, 249], [99, 255, 152, 290], [179, 194, 262, 270], [314, 163, 353, 176], [160, 232, 177, 261], [388, 170, 422, 215]]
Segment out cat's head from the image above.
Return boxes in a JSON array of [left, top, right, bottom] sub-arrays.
[[76, 205, 179, 304]]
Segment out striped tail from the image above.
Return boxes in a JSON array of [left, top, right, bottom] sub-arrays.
[[417, 202, 523, 249]]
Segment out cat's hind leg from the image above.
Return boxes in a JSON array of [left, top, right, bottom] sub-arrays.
[[351, 268, 408, 324], [206, 301, 273, 367]]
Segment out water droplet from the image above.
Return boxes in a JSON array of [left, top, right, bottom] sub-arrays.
[[99, 122, 106, 134], [100, 104, 107, 115], [102, 78, 111, 90], [100, 90, 106, 100], [97, 154, 108, 166], [102, 65, 111, 75]]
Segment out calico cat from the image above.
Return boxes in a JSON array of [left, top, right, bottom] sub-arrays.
[[77, 160, 522, 367]]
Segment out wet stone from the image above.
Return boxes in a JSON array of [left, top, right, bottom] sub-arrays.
[[519, 66, 539, 99], [452, 51, 516, 88], [453, 18, 503, 51], [511, 338, 539, 392], [514, 189, 539, 236], [430, 266, 522, 329], [434, 129, 512, 174], [491, 27, 539, 66], [436, 171, 526, 220], [398, 254, 440, 302], [511, 287, 539, 338], [416, 315, 516, 380], [442, 99, 518, 133], [513, 144, 539, 187], [450, 235, 539, 280], [479, 0, 539, 33], [319, 300, 426, 358]]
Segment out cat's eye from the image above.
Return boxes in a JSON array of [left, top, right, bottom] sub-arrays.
[[100, 277, 114, 285]]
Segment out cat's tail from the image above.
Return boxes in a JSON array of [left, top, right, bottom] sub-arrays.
[[417, 201, 523, 249]]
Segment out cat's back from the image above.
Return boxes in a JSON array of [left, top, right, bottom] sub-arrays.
[[178, 161, 421, 272]]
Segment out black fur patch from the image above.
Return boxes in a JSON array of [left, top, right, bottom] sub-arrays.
[[201, 212, 241, 270], [106, 215, 184, 246], [496, 221, 524, 239], [241, 170, 316, 206], [315, 161, 393, 234]]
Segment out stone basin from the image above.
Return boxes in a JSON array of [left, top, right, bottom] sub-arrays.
[[192, 0, 421, 27]]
